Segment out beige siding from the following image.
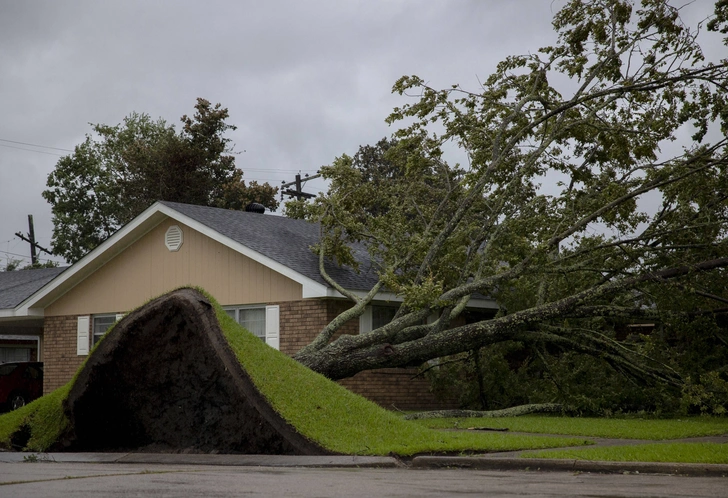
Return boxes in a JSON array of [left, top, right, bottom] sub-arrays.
[[45, 219, 302, 316]]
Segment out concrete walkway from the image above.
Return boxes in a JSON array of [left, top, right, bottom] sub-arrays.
[[0, 432, 726, 476]]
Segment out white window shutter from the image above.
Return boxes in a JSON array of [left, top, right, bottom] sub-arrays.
[[265, 305, 280, 350], [359, 306, 372, 334], [115, 313, 124, 322], [77, 316, 90, 356]]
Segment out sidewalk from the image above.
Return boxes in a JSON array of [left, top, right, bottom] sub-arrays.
[[1, 433, 726, 476]]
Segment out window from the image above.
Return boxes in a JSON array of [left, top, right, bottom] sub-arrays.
[[0, 348, 31, 363], [359, 305, 398, 334], [78, 313, 123, 355], [224, 305, 279, 350], [373, 306, 397, 330], [92, 315, 117, 346]]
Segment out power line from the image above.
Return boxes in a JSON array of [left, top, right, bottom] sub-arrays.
[[0, 138, 73, 152], [0, 143, 65, 157], [0, 249, 57, 263]]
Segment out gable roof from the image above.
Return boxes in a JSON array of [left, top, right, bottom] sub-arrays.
[[0, 267, 67, 315], [12, 201, 496, 316], [158, 201, 380, 292]]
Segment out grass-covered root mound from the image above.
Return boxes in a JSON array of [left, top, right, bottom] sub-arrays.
[[0, 287, 589, 455], [58, 288, 328, 454]]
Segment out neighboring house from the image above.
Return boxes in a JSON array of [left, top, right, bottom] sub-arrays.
[[0, 201, 497, 409], [0, 267, 66, 363]]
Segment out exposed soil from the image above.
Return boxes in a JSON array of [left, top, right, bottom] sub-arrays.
[[59, 288, 331, 455]]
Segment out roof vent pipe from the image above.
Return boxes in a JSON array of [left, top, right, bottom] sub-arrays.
[[245, 202, 265, 214]]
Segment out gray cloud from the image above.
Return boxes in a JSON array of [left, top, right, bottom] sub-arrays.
[[0, 0, 720, 267]]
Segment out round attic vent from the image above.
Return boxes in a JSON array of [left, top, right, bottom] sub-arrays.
[[165, 225, 183, 252]]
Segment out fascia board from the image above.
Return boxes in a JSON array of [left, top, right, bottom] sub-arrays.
[[0, 311, 45, 322], [327, 289, 499, 309], [20, 202, 332, 313], [18, 203, 171, 314], [0, 334, 41, 341]]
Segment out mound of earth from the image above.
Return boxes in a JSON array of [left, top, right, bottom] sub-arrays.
[[1, 288, 590, 456], [59, 288, 330, 455]]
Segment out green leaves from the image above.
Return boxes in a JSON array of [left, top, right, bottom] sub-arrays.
[[43, 99, 279, 262]]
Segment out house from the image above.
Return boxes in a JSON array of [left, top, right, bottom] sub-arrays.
[[0, 201, 498, 410]]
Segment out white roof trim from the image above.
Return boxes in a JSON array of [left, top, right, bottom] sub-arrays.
[[328, 289, 498, 309], [18, 203, 168, 314], [0, 335, 40, 341], [19, 202, 330, 314]]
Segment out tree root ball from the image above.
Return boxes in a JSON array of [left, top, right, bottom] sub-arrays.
[[60, 288, 329, 455]]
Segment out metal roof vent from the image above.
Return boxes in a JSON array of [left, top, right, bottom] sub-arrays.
[[165, 225, 183, 252], [245, 202, 265, 214]]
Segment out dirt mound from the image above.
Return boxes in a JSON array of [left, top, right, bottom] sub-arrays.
[[60, 288, 330, 455]]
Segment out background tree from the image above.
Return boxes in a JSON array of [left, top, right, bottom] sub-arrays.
[[1, 259, 21, 272], [288, 0, 728, 412], [44, 99, 278, 262]]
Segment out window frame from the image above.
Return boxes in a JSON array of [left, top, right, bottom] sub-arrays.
[[91, 314, 120, 347], [223, 304, 279, 350], [359, 304, 399, 334]]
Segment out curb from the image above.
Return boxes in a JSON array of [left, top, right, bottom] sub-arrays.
[[0, 452, 401, 468], [411, 456, 728, 476]]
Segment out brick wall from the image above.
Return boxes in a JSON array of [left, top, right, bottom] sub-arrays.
[[43, 315, 86, 394], [277, 300, 331, 355], [338, 369, 456, 411], [277, 298, 455, 410]]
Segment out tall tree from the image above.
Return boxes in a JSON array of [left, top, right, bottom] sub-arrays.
[[290, 0, 728, 395], [44, 99, 278, 262]]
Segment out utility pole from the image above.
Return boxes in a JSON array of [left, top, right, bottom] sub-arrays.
[[27, 215, 37, 265], [280, 173, 321, 201], [15, 215, 53, 265]]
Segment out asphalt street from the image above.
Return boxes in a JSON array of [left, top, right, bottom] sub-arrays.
[[0, 462, 726, 498]]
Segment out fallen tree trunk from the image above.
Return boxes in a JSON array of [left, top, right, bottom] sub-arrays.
[[403, 403, 565, 420]]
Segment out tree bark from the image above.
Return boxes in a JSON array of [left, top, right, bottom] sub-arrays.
[[403, 403, 565, 420]]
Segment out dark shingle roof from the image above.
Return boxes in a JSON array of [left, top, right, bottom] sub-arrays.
[[0, 267, 67, 309], [160, 201, 380, 291]]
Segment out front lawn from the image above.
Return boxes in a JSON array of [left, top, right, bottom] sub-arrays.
[[415, 415, 728, 440], [523, 442, 728, 464]]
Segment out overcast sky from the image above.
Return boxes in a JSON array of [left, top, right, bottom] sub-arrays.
[[0, 1, 721, 268]]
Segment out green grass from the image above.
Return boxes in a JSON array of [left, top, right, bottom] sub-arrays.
[[0, 317, 121, 452], [211, 296, 588, 455], [523, 443, 728, 464], [417, 415, 728, 440], [0, 385, 71, 452]]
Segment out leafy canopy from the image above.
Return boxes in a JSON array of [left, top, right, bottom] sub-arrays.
[[43, 98, 278, 262], [290, 0, 728, 396]]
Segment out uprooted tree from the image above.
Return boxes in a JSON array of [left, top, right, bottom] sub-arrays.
[[289, 0, 728, 403]]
